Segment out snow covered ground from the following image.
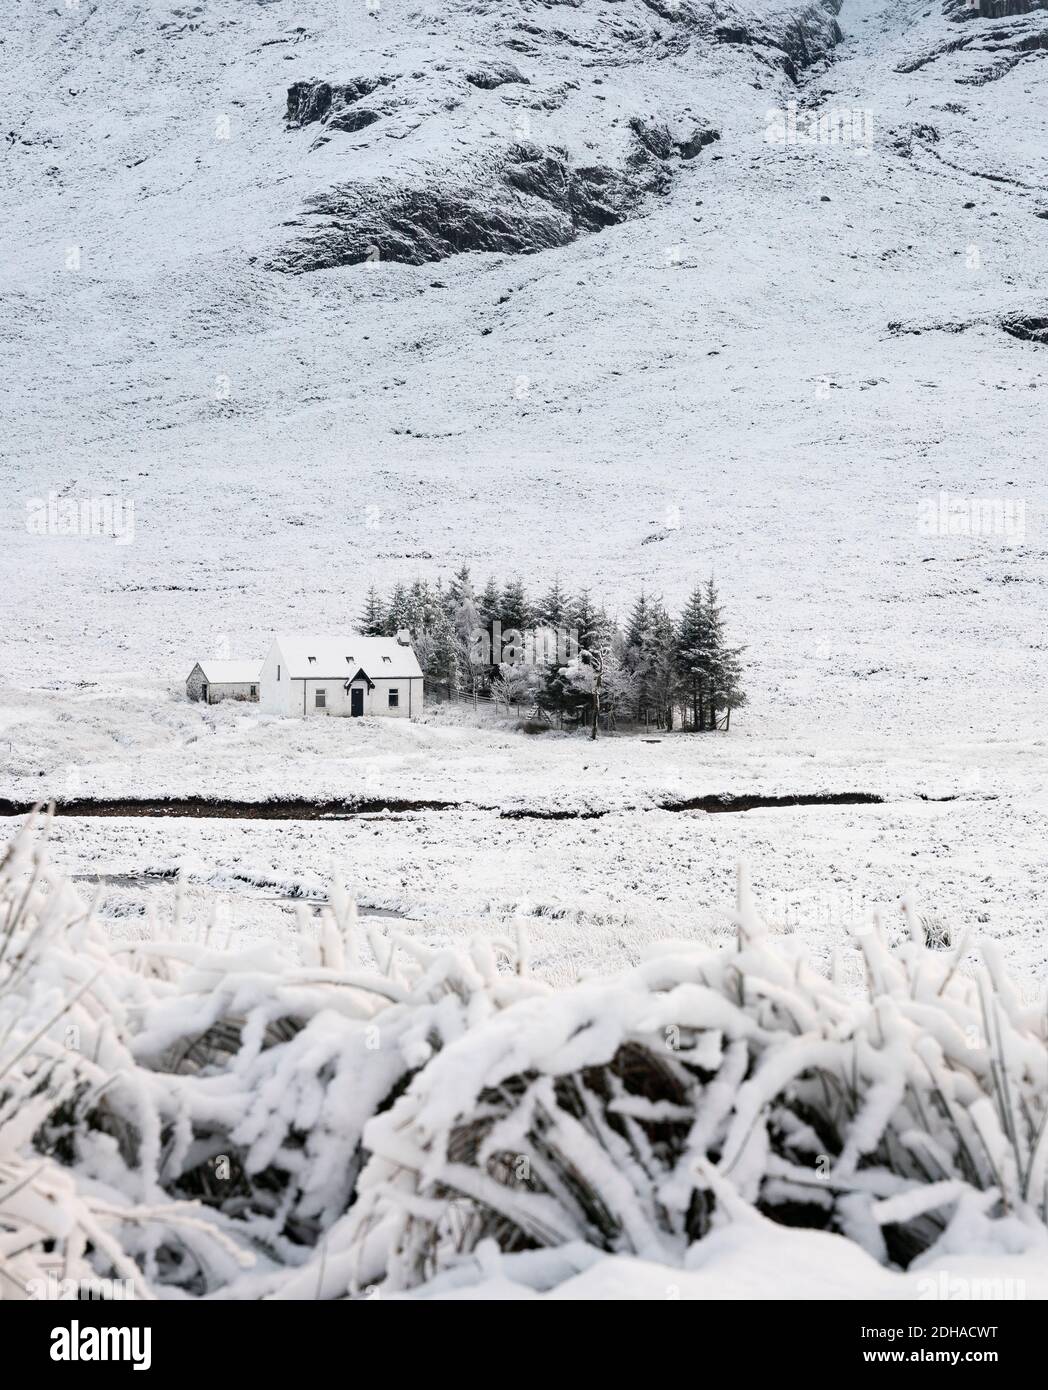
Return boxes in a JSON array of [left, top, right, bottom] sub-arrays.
[[10, 760, 1046, 985], [398, 1227, 1048, 1301]]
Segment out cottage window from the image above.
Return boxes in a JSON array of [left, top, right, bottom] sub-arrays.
[[388, 688, 399, 709], [277, 665, 280, 681], [382, 656, 391, 664], [250, 686, 257, 697], [315, 689, 326, 709], [308, 656, 316, 664]]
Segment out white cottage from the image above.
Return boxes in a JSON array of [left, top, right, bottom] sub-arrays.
[[186, 659, 261, 704], [260, 632, 423, 719]]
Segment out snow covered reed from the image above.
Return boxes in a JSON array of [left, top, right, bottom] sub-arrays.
[[1, 814, 1045, 1299]]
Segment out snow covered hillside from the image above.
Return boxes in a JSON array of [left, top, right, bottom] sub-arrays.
[[2, 0, 1046, 741]]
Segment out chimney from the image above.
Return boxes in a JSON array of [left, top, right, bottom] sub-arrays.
[[395, 628, 412, 646]]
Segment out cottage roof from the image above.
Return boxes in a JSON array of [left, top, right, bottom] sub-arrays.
[[272, 634, 423, 680], [192, 660, 261, 684]]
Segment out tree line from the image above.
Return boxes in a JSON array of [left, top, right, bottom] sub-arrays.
[[358, 567, 746, 734]]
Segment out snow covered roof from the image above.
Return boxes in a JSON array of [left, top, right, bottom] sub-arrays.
[[192, 660, 261, 684], [272, 634, 423, 680]]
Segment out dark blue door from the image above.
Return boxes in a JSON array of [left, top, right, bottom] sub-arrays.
[[351, 688, 364, 716]]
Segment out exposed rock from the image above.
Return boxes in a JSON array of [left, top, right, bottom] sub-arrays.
[[677, 124, 720, 158], [629, 116, 720, 162], [327, 108, 381, 134], [629, 116, 674, 160], [273, 0, 842, 273], [286, 76, 394, 128], [270, 143, 669, 272], [286, 79, 336, 127], [948, 0, 1048, 20], [714, 0, 844, 80], [465, 63, 530, 89], [1001, 313, 1048, 344]]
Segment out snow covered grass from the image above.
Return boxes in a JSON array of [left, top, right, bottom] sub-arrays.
[[3, 678, 1042, 809], [2, 812, 1045, 1299]]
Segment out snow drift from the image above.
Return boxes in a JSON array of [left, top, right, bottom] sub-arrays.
[[1, 813, 1045, 1300]]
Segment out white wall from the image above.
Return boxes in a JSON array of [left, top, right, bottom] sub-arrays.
[[300, 675, 421, 718], [259, 641, 422, 717], [260, 640, 422, 717], [259, 641, 299, 716]]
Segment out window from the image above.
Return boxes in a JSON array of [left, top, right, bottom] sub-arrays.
[[277, 665, 280, 681], [308, 656, 316, 664], [250, 685, 257, 697], [315, 689, 326, 709], [388, 688, 399, 708], [382, 656, 391, 664]]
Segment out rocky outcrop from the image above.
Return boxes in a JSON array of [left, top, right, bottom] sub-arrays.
[[628, 116, 720, 162], [270, 142, 672, 272], [465, 63, 529, 89], [900, 12, 1048, 83], [285, 77, 394, 129], [1001, 313, 1048, 344], [714, 0, 844, 80], [272, 0, 838, 272], [327, 108, 381, 134], [948, 0, 1048, 20]]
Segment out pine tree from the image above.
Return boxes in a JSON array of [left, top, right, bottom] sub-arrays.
[[358, 585, 386, 637], [624, 590, 653, 721], [592, 603, 619, 653], [717, 641, 747, 730], [624, 590, 651, 653], [500, 577, 531, 636], [536, 576, 568, 631], [703, 578, 745, 730], [423, 604, 459, 691], [406, 579, 436, 634], [675, 584, 707, 731], [569, 587, 600, 650], [384, 582, 411, 636], [447, 563, 473, 613], [702, 577, 727, 730], [674, 579, 745, 731], [647, 599, 678, 730], [478, 576, 501, 625], [629, 593, 676, 728]]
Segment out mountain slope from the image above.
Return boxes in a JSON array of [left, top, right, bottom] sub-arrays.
[[0, 0, 1045, 739]]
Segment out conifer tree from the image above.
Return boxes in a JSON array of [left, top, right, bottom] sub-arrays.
[[479, 576, 501, 625], [675, 584, 707, 731], [500, 577, 531, 636], [569, 587, 600, 649], [384, 582, 411, 636], [358, 585, 386, 637], [643, 596, 677, 729], [447, 564, 473, 613], [624, 590, 651, 653], [624, 589, 653, 720], [536, 576, 569, 631], [704, 578, 746, 730]]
